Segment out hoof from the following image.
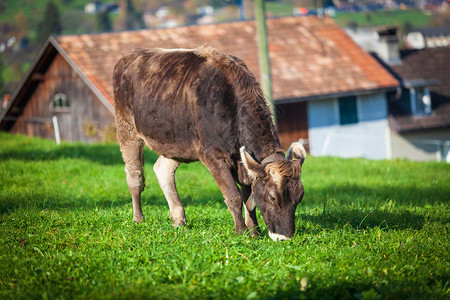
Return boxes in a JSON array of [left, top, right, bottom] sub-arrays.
[[133, 215, 146, 224], [172, 218, 187, 227], [170, 210, 186, 227], [234, 227, 247, 236], [247, 228, 261, 238]]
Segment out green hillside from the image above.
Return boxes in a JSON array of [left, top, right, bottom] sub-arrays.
[[333, 8, 432, 29]]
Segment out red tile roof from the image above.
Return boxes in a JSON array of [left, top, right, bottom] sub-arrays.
[[55, 16, 398, 108]]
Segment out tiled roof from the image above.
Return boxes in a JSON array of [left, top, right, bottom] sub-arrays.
[[389, 104, 450, 133], [386, 47, 450, 132], [414, 26, 450, 38], [391, 47, 450, 104], [56, 16, 398, 107]]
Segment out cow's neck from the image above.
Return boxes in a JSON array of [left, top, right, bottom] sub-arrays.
[[248, 142, 284, 164], [236, 117, 283, 185], [242, 124, 283, 163], [237, 97, 284, 163]]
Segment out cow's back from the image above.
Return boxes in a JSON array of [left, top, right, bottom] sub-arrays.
[[113, 48, 240, 161]]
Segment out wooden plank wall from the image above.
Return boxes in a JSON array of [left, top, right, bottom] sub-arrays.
[[11, 54, 114, 142], [277, 102, 309, 151]]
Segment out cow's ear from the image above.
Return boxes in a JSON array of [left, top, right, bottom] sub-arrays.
[[240, 147, 264, 180], [286, 142, 306, 166]]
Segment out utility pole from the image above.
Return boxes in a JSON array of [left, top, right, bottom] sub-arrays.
[[254, 0, 276, 126]]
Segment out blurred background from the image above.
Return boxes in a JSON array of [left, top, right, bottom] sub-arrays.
[[1, 0, 448, 97], [0, 0, 449, 162]]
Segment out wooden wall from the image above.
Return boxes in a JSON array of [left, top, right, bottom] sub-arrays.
[[277, 102, 309, 151], [11, 54, 114, 142]]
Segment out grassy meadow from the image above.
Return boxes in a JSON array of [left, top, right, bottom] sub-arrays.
[[0, 132, 449, 299], [332, 9, 431, 29]]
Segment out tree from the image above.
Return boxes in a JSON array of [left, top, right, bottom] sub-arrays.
[[0, 56, 4, 97], [97, 10, 112, 32], [116, 0, 146, 31], [38, 1, 62, 43], [15, 11, 28, 37]]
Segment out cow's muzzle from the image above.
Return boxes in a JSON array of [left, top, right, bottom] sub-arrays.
[[268, 231, 291, 241]]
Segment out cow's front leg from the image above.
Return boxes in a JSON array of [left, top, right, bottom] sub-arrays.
[[241, 184, 260, 237], [154, 156, 186, 227], [199, 155, 245, 235]]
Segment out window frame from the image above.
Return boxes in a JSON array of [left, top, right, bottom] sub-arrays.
[[49, 93, 70, 112], [410, 87, 431, 116]]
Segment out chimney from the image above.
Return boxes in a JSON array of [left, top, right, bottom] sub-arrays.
[[377, 26, 401, 65]]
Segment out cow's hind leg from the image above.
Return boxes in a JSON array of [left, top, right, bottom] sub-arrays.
[[154, 156, 186, 227], [116, 119, 146, 223]]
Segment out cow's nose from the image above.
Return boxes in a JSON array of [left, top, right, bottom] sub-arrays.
[[268, 232, 291, 241]]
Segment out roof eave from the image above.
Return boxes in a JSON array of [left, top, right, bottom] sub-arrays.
[[0, 39, 55, 129], [50, 36, 115, 115], [402, 79, 438, 89], [275, 85, 399, 105], [389, 114, 450, 134], [392, 123, 450, 134]]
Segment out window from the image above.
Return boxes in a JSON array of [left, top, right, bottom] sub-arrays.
[[50, 93, 70, 111], [338, 96, 358, 125], [398, 87, 431, 116], [411, 87, 431, 115], [398, 88, 412, 112]]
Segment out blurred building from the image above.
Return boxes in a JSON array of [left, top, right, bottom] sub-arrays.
[[347, 26, 450, 161], [8, 16, 447, 161], [406, 26, 450, 49]]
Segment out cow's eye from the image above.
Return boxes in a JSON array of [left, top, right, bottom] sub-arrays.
[[268, 194, 276, 203]]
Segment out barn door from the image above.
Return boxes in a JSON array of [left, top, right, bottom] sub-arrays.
[[276, 102, 309, 151]]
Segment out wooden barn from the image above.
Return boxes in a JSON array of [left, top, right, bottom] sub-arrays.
[[0, 38, 115, 142], [0, 16, 398, 152]]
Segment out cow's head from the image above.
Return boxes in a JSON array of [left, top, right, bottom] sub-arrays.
[[240, 143, 306, 241]]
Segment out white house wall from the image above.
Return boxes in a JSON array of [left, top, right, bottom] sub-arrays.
[[308, 93, 390, 159], [390, 129, 450, 162]]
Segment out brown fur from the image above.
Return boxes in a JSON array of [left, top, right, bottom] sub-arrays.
[[265, 161, 301, 179], [113, 47, 304, 238]]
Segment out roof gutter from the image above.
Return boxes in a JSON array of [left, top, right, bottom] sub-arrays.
[[49, 36, 115, 115], [275, 85, 399, 105], [402, 79, 438, 89]]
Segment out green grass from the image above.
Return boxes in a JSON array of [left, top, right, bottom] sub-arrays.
[[0, 132, 449, 299], [333, 9, 431, 29], [263, 4, 432, 30], [266, 1, 294, 18]]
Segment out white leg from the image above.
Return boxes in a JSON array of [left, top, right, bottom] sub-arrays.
[[153, 156, 186, 226]]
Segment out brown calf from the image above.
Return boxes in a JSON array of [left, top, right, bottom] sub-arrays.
[[113, 47, 306, 240]]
